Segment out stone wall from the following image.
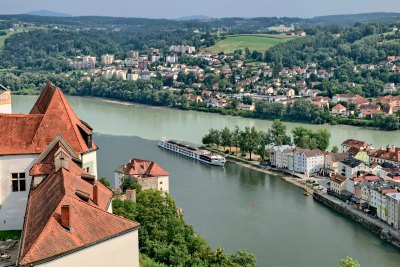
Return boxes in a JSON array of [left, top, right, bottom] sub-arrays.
[[313, 192, 400, 250]]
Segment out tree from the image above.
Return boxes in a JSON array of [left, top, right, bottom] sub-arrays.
[[121, 176, 142, 193], [206, 128, 221, 147], [202, 133, 213, 146], [267, 120, 291, 146], [292, 127, 331, 150], [338, 257, 360, 267], [232, 125, 241, 156], [331, 145, 339, 153], [255, 131, 267, 161], [99, 177, 111, 189], [249, 126, 260, 160], [221, 127, 232, 152], [314, 128, 331, 150], [292, 126, 314, 149]]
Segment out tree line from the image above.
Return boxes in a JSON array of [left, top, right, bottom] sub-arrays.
[[202, 120, 331, 160]]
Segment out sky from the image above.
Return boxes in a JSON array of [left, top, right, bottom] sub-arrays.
[[0, 0, 399, 19]]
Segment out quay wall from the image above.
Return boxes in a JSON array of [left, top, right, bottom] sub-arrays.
[[313, 192, 400, 250]]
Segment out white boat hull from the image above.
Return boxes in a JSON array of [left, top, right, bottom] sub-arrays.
[[159, 140, 226, 166]]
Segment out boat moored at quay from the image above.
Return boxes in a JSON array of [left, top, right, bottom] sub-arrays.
[[159, 138, 226, 166]]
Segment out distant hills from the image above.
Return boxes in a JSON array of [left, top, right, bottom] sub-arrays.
[[176, 15, 213, 21], [311, 12, 400, 25], [1, 11, 400, 27], [25, 10, 72, 17]]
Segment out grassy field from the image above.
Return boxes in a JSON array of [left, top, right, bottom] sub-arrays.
[[203, 34, 296, 54]]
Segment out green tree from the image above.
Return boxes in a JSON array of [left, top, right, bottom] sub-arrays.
[[232, 125, 241, 156], [267, 120, 291, 146], [292, 126, 316, 149], [338, 256, 360, 267], [99, 177, 111, 189], [121, 176, 142, 193], [313, 128, 331, 150], [331, 145, 339, 153], [221, 127, 232, 151]]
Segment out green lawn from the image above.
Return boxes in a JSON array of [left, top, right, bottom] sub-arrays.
[[203, 34, 296, 54], [0, 230, 21, 240]]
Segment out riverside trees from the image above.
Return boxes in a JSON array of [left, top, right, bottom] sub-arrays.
[[202, 120, 332, 160], [202, 120, 293, 160]]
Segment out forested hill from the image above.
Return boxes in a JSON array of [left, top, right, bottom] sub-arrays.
[[311, 12, 400, 25], [1, 12, 400, 29]]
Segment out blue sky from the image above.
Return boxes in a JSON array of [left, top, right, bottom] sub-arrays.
[[0, 0, 399, 18]]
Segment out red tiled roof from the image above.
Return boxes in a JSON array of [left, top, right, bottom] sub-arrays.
[[341, 139, 370, 148], [0, 82, 97, 156], [331, 174, 346, 184], [19, 142, 138, 266], [332, 103, 346, 110], [116, 158, 169, 177]]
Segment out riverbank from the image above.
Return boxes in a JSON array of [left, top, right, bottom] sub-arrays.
[[313, 192, 400, 250], [221, 152, 400, 250], [226, 157, 315, 194], [78, 95, 391, 132], [203, 146, 316, 195]]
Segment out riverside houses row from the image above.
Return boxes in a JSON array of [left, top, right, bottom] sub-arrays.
[[0, 82, 139, 267], [270, 139, 400, 230]]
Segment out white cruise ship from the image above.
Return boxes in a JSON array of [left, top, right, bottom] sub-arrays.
[[159, 138, 226, 166]]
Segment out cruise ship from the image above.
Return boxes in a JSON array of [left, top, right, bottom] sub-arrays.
[[159, 138, 226, 166]]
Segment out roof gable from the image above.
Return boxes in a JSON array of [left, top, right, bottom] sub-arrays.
[[0, 82, 96, 155], [19, 139, 138, 266]]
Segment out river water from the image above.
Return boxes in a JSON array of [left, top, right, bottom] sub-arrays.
[[12, 96, 400, 267]]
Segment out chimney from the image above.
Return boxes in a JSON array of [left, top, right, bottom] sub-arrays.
[[55, 151, 69, 172], [93, 183, 98, 205], [61, 205, 71, 231]]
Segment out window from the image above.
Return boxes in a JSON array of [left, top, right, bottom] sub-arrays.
[[12, 173, 26, 192], [86, 167, 90, 173]]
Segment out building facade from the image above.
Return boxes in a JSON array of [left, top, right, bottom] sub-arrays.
[[115, 158, 170, 193]]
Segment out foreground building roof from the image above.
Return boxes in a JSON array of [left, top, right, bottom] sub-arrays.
[[0, 81, 97, 155], [19, 136, 139, 266]]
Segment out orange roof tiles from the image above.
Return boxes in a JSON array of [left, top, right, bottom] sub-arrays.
[[0, 81, 96, 156], [19, 140, 138, 266], [116, 158, 169, 177]]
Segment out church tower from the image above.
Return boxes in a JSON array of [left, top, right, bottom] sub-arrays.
[[0, 84, 12, 114]]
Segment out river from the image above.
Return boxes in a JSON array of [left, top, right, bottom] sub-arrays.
[[12, 95, 400, 267]]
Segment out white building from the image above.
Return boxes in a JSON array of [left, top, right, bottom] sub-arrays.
[[293, 149, 325, 175], [165, 54, 178, 63], [387, 192, 400, 229], [101, 54, 115, 65], [269, 145, 294, 169], [338, 157, 370, 178], [330, 174, 347, 195], [0, 82, 98, 230], [0, 85, 12, 114], [115, 158, 170, 193], [383, 83, 397, 95], [169, 45, 196, 53]]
